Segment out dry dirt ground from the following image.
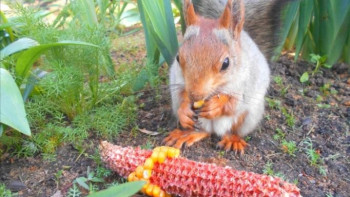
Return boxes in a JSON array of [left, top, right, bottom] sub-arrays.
[[1, 32, 350, 197]]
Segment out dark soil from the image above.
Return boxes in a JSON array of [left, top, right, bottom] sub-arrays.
[[1, 34, 349, 197], [1, 54, 349, 197]]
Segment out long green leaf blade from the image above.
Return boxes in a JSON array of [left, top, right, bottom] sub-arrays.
[[0, 68, 31, 136], [87, 181, 145, 197], [15, 40, 99, 85], [137, 0, 158, 60], [141, 0, 178, 65], [274, 1, 300, 58], [294, 0, 313, 61], [0, 38, 39, 61]]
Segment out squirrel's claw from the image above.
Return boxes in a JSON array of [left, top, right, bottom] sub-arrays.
[[163, 129, 209, 149], [217, 134, 248, 154], [178, 104, 195, 129]]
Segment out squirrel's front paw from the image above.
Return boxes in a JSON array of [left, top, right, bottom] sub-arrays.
[[199, 94, 235, 119], [178, 101, 195, 129]]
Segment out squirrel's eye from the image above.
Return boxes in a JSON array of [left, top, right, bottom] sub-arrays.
[[176, 55, 180, 62], [221, 57, 230, 71]]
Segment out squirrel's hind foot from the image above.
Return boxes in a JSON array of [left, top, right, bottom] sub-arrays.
[[217, 134, 248, 154], [163, 129, 209, 149]]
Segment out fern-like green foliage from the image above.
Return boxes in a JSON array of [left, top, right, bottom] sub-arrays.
[[1, 1, 140, 158], [0, 183, 12, 197]]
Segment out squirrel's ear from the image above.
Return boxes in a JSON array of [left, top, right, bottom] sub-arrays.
[[184, 0, 198, 26], [220, 0, 245, 39], [219, 0, 232, 29]]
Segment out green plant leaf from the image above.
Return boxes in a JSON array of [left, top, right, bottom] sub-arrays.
[[317, 103, 331, 109], [0, 38, 39, 61], [76, 0, 98, 26], [294, 0, 314, 61], [76, 177, 89, 190], [87, 181, 145, 197], [173, 0, 186, 34], [90, 177, 104, 183], [119, 8, 141, 26], [274, 1, 300, 58], [15, 40, 99, 85], [322, 64, 332, 69], [300, 72, 309, 83], [0, 68, 31, 136], [137, 0, 160, 61], [310, 53, 320, 63], [141, 0, 178, 65]]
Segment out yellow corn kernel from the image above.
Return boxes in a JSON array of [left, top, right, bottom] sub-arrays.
[[158, 151, 166, 163], [174, 149, 180, 157], [135, 166, 144, 178], [167, 148, 176, 158], [143, 169, 152, 179], [144, 158, 154, 169], [146, 184, 154, 196], [159, 190, 166, 197], [159, 146, 168, 152], [141, 182, 149, 193], [151, 151, 159, 162], [152, 186, 161, 197], [128, 172, 136, 182], [193, 100, 205, 109], [153, 147, 161, 152]]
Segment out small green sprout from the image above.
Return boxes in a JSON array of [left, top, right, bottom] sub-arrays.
[[281, 140, 297, 157]]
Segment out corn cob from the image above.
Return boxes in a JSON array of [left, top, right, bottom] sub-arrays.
[[100, 141, 301, 197]]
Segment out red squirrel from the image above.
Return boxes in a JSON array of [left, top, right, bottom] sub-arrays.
[[164, 0, 288, 153]]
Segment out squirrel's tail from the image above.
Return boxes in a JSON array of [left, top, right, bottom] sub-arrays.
[[190, 0, 291, 60]]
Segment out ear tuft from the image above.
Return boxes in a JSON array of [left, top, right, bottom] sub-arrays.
[[219, 2, 232, 29], [233, 0, 245, 38], [185, 0, 198, 26], [219, 0, 245, 39]]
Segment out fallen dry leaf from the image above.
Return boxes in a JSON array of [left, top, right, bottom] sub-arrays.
[[139, 128, 160, 136], [344, 101, 350, 106]]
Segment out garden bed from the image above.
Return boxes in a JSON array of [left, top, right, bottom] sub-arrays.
[[1, 31, 349, 196]]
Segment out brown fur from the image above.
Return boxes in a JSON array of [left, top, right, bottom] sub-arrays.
[[180, 0, 244, 102], [179, 22, 230, 101]]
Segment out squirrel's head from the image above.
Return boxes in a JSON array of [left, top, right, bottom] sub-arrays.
[[177, 0, 245, 102]]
